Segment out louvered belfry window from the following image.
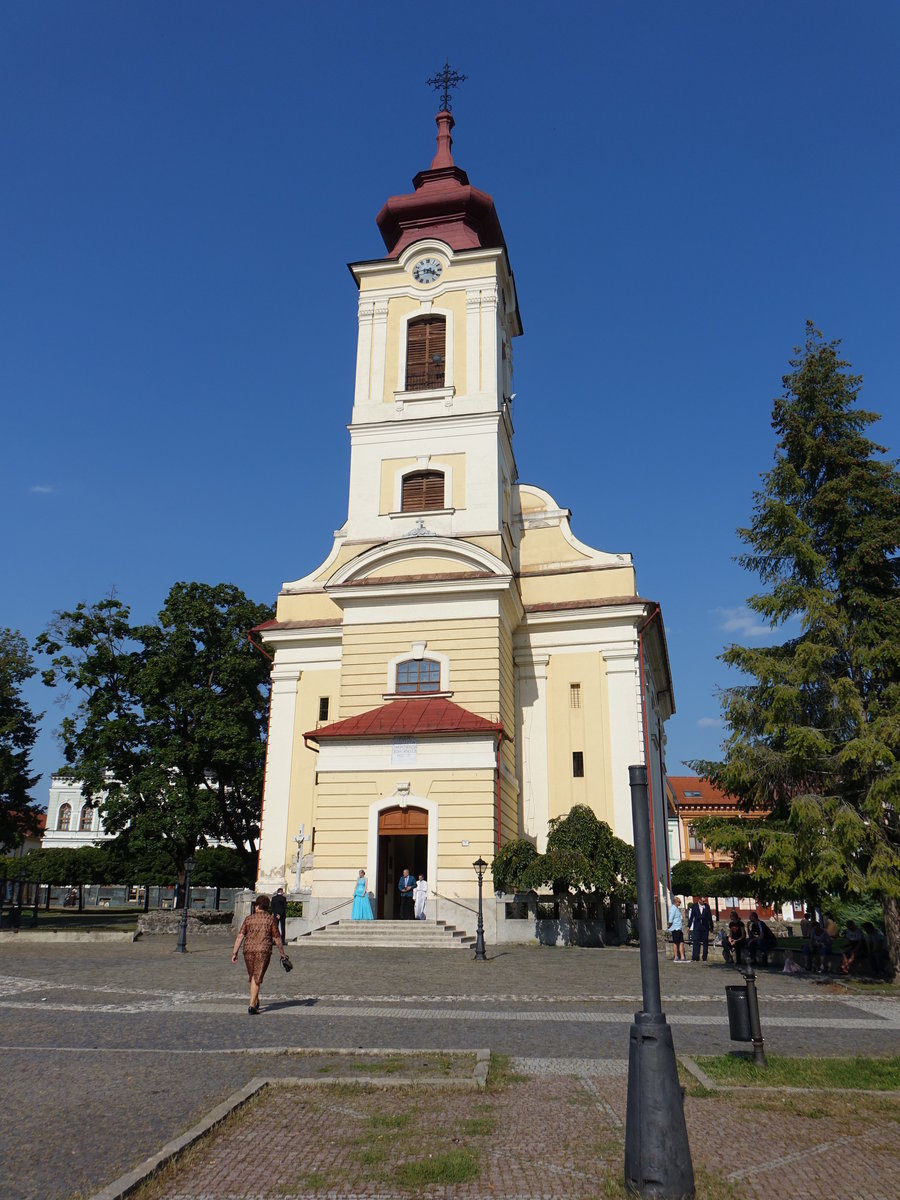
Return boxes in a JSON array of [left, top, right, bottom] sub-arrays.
[[401, 470, 445, 512], [405, 316, 446, 391]]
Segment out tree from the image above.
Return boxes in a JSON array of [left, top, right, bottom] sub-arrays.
[[492, 806, 636, 941], [192, 846, 255, 888], [36, 582, 273, 895], [670, 859, 717, 898], [0, 629, 43, 851], [691, 324, 900, 971], [491, 837, 539, 894], [536, 805, 636, 911]]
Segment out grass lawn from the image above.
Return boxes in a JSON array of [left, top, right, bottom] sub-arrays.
[[695, 1054, 900, 1090]]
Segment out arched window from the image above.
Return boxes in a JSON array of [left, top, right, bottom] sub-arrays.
[[79, 804, 94, 832], [57, 803, 72, 831], [396, 659, 441, 694], [405, 316, 445, 391], [401, 470, 445, 512]]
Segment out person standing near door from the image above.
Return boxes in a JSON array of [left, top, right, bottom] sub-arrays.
[[414, 874, 428, 921], [398, 868, 415, 919], [688, 896, 714, 962]]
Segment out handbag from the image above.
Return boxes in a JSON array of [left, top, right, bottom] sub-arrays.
[[281, 953, 293, 973]]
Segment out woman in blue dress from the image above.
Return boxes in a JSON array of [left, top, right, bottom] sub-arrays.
[[351, 868, 373, 920]]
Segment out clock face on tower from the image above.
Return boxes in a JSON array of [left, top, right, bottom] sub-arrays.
[[412, 257, 443, 284]]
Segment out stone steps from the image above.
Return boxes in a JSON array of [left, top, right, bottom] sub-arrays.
[[295, 918, 476, 949]]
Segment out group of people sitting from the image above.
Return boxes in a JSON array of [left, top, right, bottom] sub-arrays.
[[717, 908, 888, 975], [719, 910, 778, 967]]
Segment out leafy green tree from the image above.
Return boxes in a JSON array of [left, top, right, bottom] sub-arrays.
[[192, 846, 254, 888], [491, 837, 539, 894], [691, 324, 900, 971], [37, 582, 273, 896], [670, 859, 717, 898], [101, 830, 179, 885], [492, 807, 635, 943], [534, 805, 636, 909], [0, 629, 42, 851]]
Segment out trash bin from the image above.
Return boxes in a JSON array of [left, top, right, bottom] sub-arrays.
[[726, 984, 752, 1041]]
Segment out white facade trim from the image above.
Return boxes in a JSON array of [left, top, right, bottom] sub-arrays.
[[317, 734, 497, 773], [515, 654, 550, 850], [256, 661, 302, 891], [326, 536, 510, 588]]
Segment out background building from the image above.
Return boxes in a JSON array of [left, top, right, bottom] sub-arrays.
[[41, 775, 112, 852]]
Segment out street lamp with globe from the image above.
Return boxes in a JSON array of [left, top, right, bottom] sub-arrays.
[[473, 856, 487, 961]]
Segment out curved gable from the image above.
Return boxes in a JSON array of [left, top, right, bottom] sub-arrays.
[[326, 536, 511, 589]]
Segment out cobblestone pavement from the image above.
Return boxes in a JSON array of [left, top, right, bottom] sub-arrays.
[[140, 1073, 900, 1200], [1, 935, 899, 1199]]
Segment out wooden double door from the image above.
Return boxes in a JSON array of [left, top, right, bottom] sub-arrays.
[[376, 805, 428, 919]]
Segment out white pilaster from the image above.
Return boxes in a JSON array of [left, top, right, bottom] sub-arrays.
[[602, 642, 644, 845], [369, 301, 389, 405], [479, 285, 499, 403], [354, 300, 375, 407], [256, 659, 301, 890], [466, 289, 482, 395], [516, 653, 550, 850]]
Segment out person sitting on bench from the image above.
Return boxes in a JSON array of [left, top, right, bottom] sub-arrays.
[[841, 921, 868, 974], [722, 912, 747, 966], [802, 921, 832, 972], [747, 913, 777, 966]]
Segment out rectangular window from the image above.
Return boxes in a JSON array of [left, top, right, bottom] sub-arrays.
[[572, 751, 584, 778], [687, 825, 704, 853], [318, 697, 330, 722], [569, 682, 581, 709]]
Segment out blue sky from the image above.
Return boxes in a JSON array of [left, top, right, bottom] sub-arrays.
[[3, 2, 898, 804]]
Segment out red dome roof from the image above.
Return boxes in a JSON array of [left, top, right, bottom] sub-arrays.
[[375, 111, 506, 257]]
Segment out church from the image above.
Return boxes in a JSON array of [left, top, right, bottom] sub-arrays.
[[254, 95, 674, 936]]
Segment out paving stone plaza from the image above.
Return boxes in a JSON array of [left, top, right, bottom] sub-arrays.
[[2, 934, 899, 1200]]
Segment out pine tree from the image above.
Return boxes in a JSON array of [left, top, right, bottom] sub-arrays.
[[0, 629, 42, 850], [693, 324, 900, 971]]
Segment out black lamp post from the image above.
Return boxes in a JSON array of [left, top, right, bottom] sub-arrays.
[[174, 856, 196, 954], [624, 765, 694, 1198], [473, 856, 487, 961]]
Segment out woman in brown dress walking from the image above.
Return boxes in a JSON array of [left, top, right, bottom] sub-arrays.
[[231, 893, 286, 1014]]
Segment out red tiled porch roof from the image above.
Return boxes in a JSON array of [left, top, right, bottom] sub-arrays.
[[305, 697, 503, 743]]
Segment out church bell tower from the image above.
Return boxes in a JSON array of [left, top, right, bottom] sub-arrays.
[[344, 104, 523, 561]]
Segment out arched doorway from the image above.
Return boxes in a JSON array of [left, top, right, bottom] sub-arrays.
[[377, 806, 428, 919]]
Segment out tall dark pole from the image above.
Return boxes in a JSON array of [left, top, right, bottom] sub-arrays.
[[174, 857, 195, 954], [624, 765, 694, 1199], [742, 965, 767, 1067], [473, 857, 486, 961]]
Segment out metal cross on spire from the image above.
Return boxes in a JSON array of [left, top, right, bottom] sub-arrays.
[[426, 59, 467, 112]]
